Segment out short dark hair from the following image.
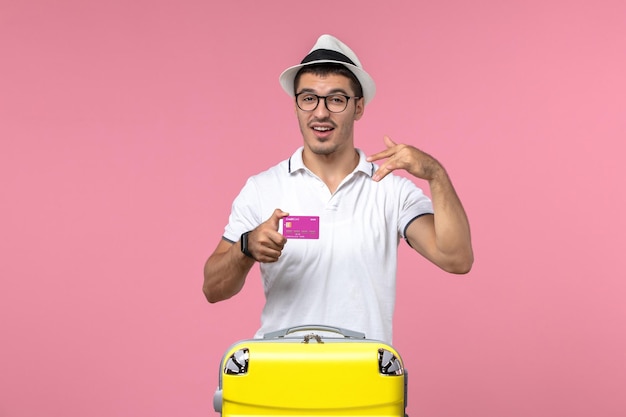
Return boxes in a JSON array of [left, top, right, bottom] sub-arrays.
[[294, 63, 364, 98]]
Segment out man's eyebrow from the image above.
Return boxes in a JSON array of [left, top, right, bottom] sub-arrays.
[[296, 87, 350, 95], [296, 88, 316, 94]]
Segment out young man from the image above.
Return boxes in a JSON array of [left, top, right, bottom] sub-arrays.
[[203, 34, 473, 343]]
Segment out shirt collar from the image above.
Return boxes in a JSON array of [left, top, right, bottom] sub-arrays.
[[288, 146, 375, 177]]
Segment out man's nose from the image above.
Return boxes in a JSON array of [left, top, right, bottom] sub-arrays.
[[313, 97, 331, 116]]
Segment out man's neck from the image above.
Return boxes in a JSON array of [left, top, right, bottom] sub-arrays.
[[302, 147, 360, 194]]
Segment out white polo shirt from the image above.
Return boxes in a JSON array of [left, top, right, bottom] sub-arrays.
[[223, 147, 433, 343]]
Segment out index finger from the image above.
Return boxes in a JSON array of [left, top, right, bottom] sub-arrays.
[[367, 148, 393, 163]]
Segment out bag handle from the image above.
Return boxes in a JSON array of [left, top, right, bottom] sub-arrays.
[[263, 324, 366, 339]]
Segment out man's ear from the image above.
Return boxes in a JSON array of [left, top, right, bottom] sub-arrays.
[[354, 98, 365, 121]]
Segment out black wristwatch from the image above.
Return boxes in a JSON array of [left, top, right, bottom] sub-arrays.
[[240, 231, 254, 258]]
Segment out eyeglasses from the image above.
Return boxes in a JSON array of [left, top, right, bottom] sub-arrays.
[[295, 92, 361, 113]]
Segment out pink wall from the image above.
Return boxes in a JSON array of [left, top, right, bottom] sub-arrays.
[[2, 1, 625, 416]]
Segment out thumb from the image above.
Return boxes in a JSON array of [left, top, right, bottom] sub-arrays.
[[267, 208, 289, 230]]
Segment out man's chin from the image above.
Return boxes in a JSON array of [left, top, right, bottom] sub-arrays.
[[309, 143, 337, 156]]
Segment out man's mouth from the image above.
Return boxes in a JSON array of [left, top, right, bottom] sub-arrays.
[[312, 126, 333, 132], [310, 125, 335, 139]]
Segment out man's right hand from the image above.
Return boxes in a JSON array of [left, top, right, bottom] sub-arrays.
[[246, 209, 289, 263]]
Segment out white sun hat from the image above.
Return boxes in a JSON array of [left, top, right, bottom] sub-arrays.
[[279, 34, 376, 104]]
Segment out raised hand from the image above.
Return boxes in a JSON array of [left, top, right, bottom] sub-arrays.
[[367, 135, 443, 182]]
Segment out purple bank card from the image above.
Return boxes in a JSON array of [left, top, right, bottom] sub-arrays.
[[282, 216, 319, 239]]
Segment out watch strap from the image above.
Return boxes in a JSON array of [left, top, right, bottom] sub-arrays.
[[240, 231, 254, 258]]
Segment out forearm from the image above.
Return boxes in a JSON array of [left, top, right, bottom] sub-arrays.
[[427, 168, 474, 272], [202, 239, 255, 303]]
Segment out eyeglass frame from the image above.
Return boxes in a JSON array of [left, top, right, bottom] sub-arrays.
[[295, 92, 362, 113]]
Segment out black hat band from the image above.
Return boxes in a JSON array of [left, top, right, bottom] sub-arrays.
[[301, 49, 357, 66]]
